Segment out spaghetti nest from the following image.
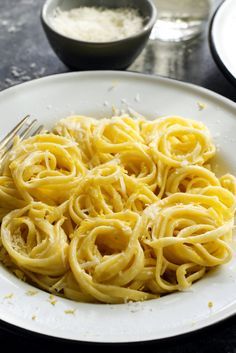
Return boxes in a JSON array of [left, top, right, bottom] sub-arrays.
[[0, 114, 235, 304]]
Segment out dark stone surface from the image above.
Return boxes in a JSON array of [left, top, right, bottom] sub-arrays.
[[0, 0, 235, 101], [0, 0, 236, 352]]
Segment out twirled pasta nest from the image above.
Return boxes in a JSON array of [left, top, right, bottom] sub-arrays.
[[0, 114, 235, 304], [0, 134, 86, 206]]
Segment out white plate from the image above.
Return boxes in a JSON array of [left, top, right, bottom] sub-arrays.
[[210, 0, 236, 85], [0, 71, 236, 343]]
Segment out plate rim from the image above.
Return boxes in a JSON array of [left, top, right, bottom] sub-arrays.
[[0, 310, 235, 345], [0, 70, 236, 343], [209, 0, 236, 86], [0, 69, 236, 107]]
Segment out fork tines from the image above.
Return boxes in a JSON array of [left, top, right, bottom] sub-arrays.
[[0, 115, 44, 162]]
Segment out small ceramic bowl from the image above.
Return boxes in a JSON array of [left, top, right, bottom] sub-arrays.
[[41, 0, 157, 70]]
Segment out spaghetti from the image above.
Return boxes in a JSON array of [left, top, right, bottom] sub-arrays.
[[0, 114, 235, 303]]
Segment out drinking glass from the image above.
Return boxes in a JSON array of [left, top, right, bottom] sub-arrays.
[[151, 0, 213, 41]]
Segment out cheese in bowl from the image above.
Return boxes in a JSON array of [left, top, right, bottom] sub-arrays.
[[50, 7, 144, 43], [41, 0, 157, 70]]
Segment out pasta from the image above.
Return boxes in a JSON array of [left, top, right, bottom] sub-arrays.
[[0, 113, 235, 304]]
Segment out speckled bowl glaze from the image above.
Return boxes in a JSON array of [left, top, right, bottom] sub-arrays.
[[41, 0, 157, 70]]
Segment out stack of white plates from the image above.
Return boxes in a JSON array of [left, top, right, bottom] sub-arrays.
[[210, 0, 236, 85]]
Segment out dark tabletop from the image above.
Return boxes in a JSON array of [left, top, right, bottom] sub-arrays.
[[0, 0, 236, 352]]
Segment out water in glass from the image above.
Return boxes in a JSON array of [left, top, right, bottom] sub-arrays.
[[151, 0, 213, 41]]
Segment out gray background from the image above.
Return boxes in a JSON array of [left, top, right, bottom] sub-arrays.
[[0, 0, 236, 352], [0, 0, 235, 101]]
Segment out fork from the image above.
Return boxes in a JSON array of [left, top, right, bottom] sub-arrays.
[[0, 115, 44, 163]]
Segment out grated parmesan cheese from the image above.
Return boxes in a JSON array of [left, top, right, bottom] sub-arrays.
[[197, 101, 207, 111], [50, 7, 144, 42], [26, 289, 38, 296], [64, 308, 76, 315], [208, 301, 213, 308], [48, 294, 57, 306], [181, 160, 189, 167]]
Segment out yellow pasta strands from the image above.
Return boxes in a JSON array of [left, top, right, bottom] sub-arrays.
[[0, 176, 26, 220], [141, 191, 234, 292], [0, 134, 86, 205], [1, 202, 69, 275], [0, 114, 235, 304], [69, 161, 158, 225], [144, 116, 216, 167]]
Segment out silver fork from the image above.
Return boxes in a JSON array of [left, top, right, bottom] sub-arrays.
[[0, 115, 44, 163]]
